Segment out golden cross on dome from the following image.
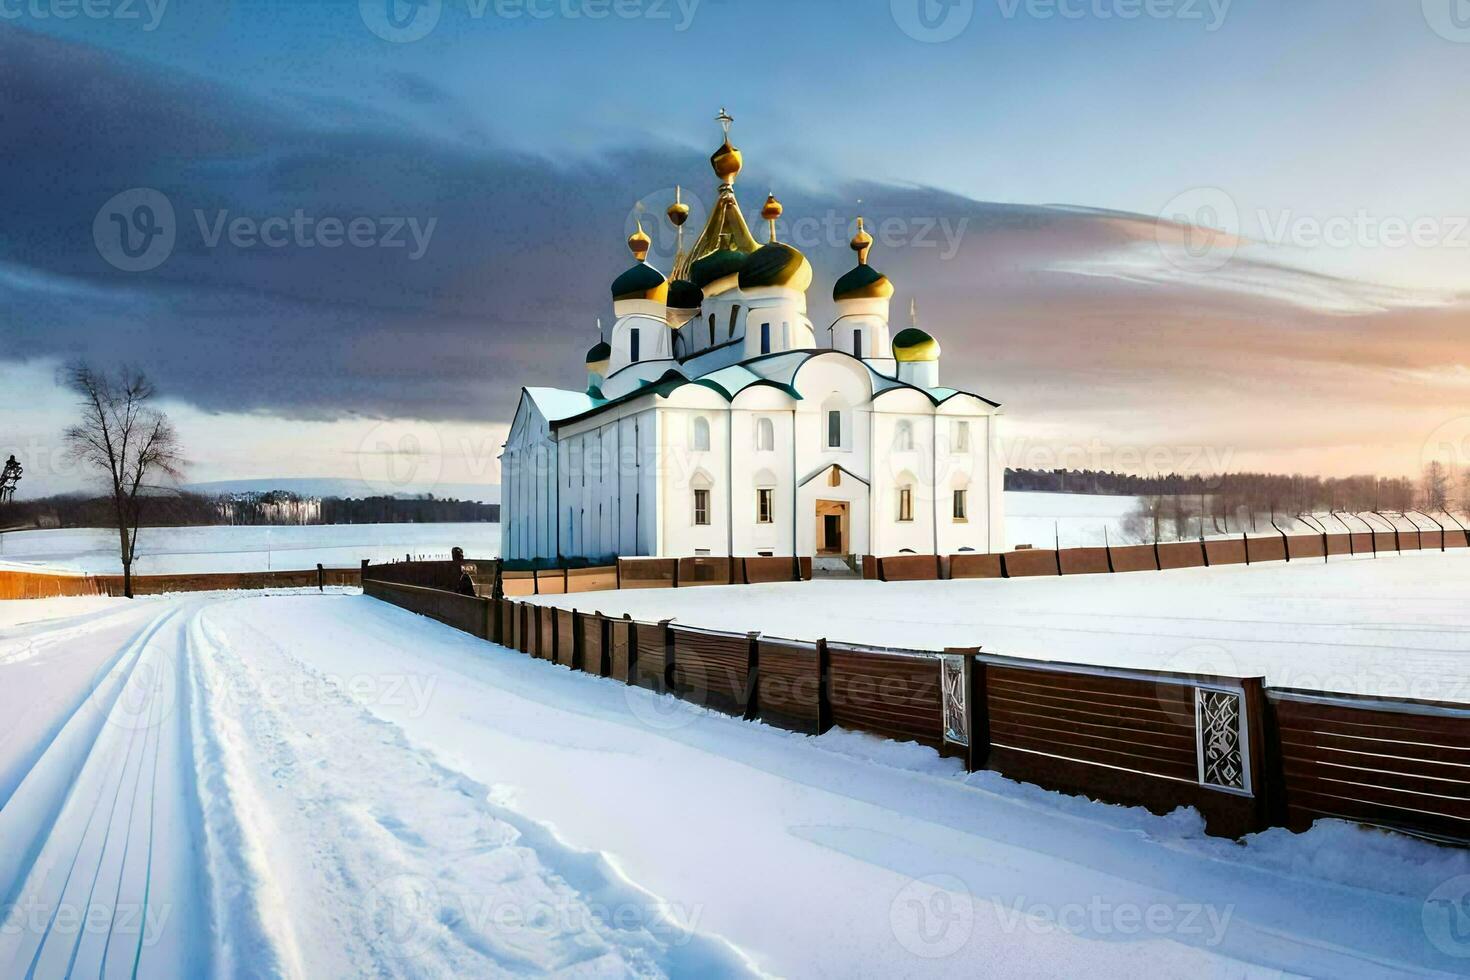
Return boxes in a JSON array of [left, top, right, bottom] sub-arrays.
[[717, 107, 733, 136]]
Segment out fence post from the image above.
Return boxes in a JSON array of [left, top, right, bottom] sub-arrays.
[[316, 563, 324, 592], [816, 638, 832, 734], [1242, 676, 1278, 833], [743, 631, 760, 722]]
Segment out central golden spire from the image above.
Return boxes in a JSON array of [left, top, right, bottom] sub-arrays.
[[627, 213, 651, 262], [710, 107, 743, 184]]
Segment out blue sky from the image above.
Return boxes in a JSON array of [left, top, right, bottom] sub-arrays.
[[4, 1, 1470, 493]]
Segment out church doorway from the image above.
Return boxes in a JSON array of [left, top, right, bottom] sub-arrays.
[[815, 500, 849, 556]]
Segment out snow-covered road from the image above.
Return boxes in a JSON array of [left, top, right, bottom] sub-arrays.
[[0, 592, 747, 978], [2, 590, 1467, 978]]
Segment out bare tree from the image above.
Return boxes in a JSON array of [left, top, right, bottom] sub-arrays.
[[1422, 461, 1450, 513], [63, 363, 184, 598]]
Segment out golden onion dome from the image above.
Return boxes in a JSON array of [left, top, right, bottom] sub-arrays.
[[850, 216, 873, 263], [892, 327, 941, 362], [626, 216, 652, 262], [667, 186, 690, 228], [711, 139, 742, 182], [710, 107, 742, 183], [738, 241, 812, 292]]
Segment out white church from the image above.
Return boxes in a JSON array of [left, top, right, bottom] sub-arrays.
[[501, 111, 1003, 564]]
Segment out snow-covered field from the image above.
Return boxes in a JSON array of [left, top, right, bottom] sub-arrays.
[[3, 494, 1459, 576], [0, 522, 502, 575], [2, 588, 1466, 977], [534, 548, 1470, 704]]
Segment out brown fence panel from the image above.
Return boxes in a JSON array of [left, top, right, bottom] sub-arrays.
[[1270, 692, 1470, 843], [879, 555, 942, 581], [861, 554, 879, 579], [1421, 530, 1444, 551], [1324, 534, 1352, 557], [500, 598, 517, 648], [535, 569, 568, 594], [985, 663, 1264, 837], [826, 644, 942, 749], [566, 566, 617, 593], [742, 556, 803, 584], [1002, 549, 1059, 577], [363, 580, 488, 637], [1372, 530, 1398, 554], [608, 616, 634, 683], [756, 637, 825, 735], [1157, 542, 1206, 571], [1204, 538, 1246, 565], [677, 556, 734, 587], [502, 571, 537, 597], [672, 625, 756, 717], [1447, 529, 1469, 549], [1286, 535, 1325, 561], [517, 604, 532, 653], [1058, 548, 1110, 576], [1, 569, 99, 599], [1109, 544, 1158, 573], [555, 608, 577, 668], [1399, 530, 1423, 552], [1245, 536, 1287, 563], [538, 605, 556, 660], [949, 553, 1004, 579], [580, 612, 607, 676], [799, 557, 813, 580], [618, 558, 677, 589], [363, 560, 463, 591], [632, 619, 672, 690], [1350, 532, 1375, 554]]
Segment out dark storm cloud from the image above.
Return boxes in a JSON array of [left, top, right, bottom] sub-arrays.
[[3, 26, 1467, 457]]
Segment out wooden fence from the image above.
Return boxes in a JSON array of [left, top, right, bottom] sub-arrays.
[[1, 565, 361, 599], [869, 525, 1469, 582], [363, 581, 1469, 846]]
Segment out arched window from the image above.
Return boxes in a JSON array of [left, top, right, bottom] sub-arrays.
[[691, 415, 711, 452], [755, 417, 775, 452], [852, 329, 863, 357], [896, 470, 917, 523], [629, 328, 640, 363], [893, 420, 914, 451], [729, 305, 741, 339], [709, 313, 716, 347]]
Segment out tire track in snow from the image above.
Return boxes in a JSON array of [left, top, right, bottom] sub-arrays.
[[1, 600, 212, 979], [186, 599, 756, 978]]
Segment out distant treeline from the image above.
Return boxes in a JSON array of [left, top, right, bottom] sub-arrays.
[[1006, 468, 1448, 514], [1, 491, 498, 529]]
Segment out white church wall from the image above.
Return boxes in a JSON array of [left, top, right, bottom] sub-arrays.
[[656, 386, 731, 557], [729, 386, 798, 557]]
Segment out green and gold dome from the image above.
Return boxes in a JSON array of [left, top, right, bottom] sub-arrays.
[[610, 217, 669, 303], [892, 327, 940, 362], [689, 243, 748, 289], [738, 193, 812, 292], [833, 218, 894, 301]]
